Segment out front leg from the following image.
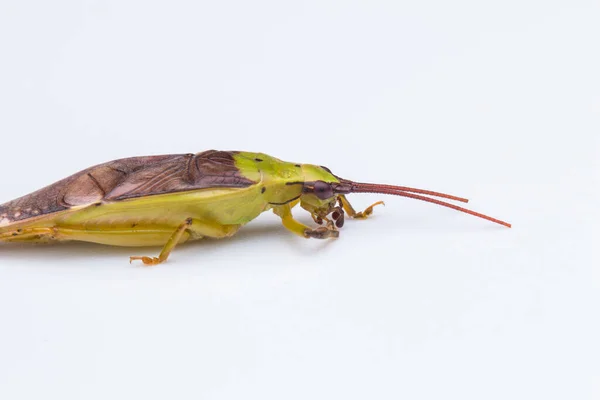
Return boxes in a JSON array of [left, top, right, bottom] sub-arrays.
[[272, 204, 339, 239], [338, 195, 384, 220]]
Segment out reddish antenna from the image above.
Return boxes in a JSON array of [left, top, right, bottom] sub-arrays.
[[340, 182, 511, 228]]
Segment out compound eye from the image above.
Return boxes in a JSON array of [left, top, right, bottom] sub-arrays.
[[313, 180, 334, 200]]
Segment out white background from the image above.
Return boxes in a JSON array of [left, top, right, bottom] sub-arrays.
[[0, 1, 598, 399]]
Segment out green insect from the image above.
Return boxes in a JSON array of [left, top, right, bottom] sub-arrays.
[[0, 150, 511, 265]]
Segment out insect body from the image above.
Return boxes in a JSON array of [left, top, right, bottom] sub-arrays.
[[0, 150, 511, 265]]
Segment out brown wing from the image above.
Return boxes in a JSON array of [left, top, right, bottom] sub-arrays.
[[0, 150, 256, 225]]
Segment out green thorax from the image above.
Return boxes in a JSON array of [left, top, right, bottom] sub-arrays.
[[233, 152, 339, 206]]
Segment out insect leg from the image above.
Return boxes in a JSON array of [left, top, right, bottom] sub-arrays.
[[127, 218, 240, 266], [129, 218, 193, 266], [337, 195, 384, 220], [272, 204, 339, 239], [0, 227, 58, 243]]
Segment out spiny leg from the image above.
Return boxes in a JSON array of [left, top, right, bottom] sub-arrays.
[[273, 204, 339, 239], [338, 195, 384, 220], [0, 227, 58, 243], [130, 218, 193, 266], [2, 219, 240, 264]]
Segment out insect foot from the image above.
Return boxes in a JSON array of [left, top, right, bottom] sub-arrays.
[[351, 201, 385, 219], [129, 256, 162, 266], [304, 226, 339, 239]]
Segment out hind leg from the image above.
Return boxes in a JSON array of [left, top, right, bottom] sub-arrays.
[[1, 225, 177, 245], [0, 227, 59, 243], [1, 219, 240, 265]]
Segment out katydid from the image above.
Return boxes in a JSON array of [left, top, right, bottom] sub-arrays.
[[0, 150, 511, 265]]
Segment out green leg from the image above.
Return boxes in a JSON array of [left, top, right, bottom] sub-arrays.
[[273, 204, 339, 239], [130, 218, 193, 266], [2, 218, 240, 265], [129, 218, 240, 266]]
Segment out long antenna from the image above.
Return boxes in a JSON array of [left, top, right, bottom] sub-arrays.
[[345, 182, 511, 228]]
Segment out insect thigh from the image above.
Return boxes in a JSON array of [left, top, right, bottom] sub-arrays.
[[1, 219, 240, 247]]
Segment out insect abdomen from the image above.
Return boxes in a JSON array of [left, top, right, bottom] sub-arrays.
[[0, 151, 259, 228]]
